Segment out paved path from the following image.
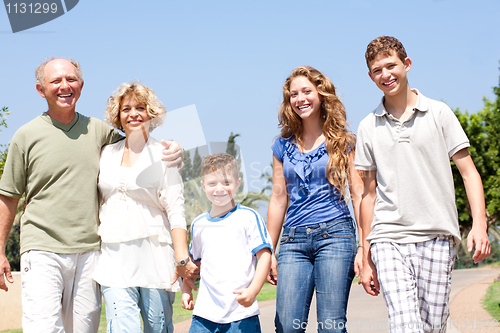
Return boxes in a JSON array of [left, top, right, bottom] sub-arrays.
[[174, 268, 500, 333]]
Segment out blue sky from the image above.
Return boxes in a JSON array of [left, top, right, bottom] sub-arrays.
[[1, 0, 499, 193]]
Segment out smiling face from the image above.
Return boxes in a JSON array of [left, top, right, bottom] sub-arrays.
[[36, 59, 83, 114], [289, 76, 322, 121], [119, 94, 151, 137], [368, 51, 412, 97], [202, 169, 240, 212]]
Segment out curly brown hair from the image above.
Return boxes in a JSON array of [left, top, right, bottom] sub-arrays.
[[201, 153, 239, 181], [278, 66, 355, 200], [365, 36, 407, 69], [104, 82, 166, 132]]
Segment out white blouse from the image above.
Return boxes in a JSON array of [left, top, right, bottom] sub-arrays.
[[92, 137, 186, 290]]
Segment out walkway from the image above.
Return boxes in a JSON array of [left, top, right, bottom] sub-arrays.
[[174, 268, 500, 333]]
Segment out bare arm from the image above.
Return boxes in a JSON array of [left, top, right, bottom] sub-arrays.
[[171, 228, 199, 290], [234, 248, 272, 307], [266, 154, 288, 285], [348, 151, 364, 277], [0, 195, 19, 292], [452, 148, 490, 263], [359, 170, 380, 296], [181, 271, 195, 310]]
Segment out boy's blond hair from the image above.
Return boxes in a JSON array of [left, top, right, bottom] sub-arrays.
[[365, 36, 407, 69], [201, 153, 239, 180]]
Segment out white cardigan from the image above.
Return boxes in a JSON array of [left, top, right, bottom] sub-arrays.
[[92, 137, 186, 290]]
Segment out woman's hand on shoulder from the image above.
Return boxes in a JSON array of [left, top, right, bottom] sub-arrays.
[[161, 140, 184, 169]]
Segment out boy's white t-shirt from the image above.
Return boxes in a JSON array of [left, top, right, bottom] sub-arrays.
[[189, 204, 272, 324]]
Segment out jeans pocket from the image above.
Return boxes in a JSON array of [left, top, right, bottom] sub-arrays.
[[322, 229, 353, 239], [280, 235, 291, 245], [323, 220, 354, 239]]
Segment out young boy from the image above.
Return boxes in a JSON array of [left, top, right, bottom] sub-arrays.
[[182, 153, 272, 333], [356, 36, 490, 332]]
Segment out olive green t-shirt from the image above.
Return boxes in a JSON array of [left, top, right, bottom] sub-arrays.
[[0, 112, 123, 254]]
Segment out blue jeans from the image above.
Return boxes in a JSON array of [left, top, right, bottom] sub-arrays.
[[101, 286, 174, 333], [189, 315, 262, 333], [275, 218, 356, 333]]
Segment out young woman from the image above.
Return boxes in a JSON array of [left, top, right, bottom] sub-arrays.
[[267, 66, 363, 333], [92, 82, 198, 332]]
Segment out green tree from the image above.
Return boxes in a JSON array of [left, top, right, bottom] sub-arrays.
[[180, 150, 193, 180], [0, 106, 22, 270], [226, 132, 244, 194], [191, 148, 202, 180], [181, 133, 270, 226], [0, 107, 11, 175], [452, 70, 500, 263], [226, 132, 240, 158]]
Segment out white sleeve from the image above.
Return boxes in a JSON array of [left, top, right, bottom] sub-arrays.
[[246, 210, 273, 256], [438, 104, 470, 158], [159, 164, 187, 230]]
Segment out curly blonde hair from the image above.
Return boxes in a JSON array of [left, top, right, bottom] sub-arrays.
[[105, 82, 166, 132], [278, 66, 355, 200]]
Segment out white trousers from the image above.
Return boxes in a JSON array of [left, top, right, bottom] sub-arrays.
[[20, 250, 101, 333]]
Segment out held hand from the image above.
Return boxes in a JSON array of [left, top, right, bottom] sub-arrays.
[[171, 261, 199, 291], [467, 226, 491, 264], [360, 257, 380, 296], [181, 291, 194, 310], [233, 288, 256, 307], [354, 247, 363, 278], [0, 254, 14, 292], [160, 140, 184, 170], [266, 254, 278, 285]]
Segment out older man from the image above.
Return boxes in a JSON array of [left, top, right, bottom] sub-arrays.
[[0, 58, 185, 332]]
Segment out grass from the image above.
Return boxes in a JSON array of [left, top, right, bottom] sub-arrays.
[[1, 283, 277, 333], [482, 278, 500, 320], [172, 282, 277, 324]]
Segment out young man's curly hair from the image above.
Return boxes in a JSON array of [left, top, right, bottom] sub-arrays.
[[365, 36, 407, 69]]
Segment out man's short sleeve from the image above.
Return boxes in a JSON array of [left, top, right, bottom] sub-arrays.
[[438, 105, 470, 158], [0, 140, 26, 199], [271, 137, 286, 163], [98, 120, 123, 146], [355, 116, 377, 171], [244, 209, 272, 256]]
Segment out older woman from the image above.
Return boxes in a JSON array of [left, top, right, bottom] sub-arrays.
[[92, 82, 197, 332]]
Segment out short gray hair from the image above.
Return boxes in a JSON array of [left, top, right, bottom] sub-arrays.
[[35, 57, 83, 89]]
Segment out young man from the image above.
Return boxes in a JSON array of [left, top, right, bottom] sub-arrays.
[[0, 58, 187, 333], [182, 153, 272, 333], [356, 36, 490, 332]]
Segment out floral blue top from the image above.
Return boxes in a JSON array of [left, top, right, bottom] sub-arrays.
[[271, 136, 351, 228]]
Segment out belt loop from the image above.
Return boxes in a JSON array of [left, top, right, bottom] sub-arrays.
[[289, 227, 296, 239], [319, 222, 327, 234]]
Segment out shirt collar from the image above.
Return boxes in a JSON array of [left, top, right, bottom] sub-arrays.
[[374, 89, 429, 118]]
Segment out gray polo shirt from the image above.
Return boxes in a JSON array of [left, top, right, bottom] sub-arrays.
[[355, 90, 469, 245]]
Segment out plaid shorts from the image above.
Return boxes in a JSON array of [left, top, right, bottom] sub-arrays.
[[371, 237, 455, 333]]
